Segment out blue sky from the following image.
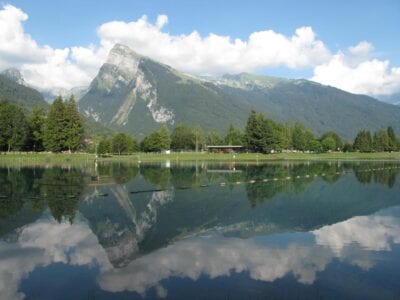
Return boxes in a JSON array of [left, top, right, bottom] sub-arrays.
[[1, 0, 399, 95]]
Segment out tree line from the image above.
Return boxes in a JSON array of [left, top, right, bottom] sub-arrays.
[[96, 110, 399, 155], [1, 101, 398, 154], [0, 96, 84, 152]]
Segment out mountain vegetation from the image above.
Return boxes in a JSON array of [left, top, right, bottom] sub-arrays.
[[0, 73, 48, 112], [79, 44, 400, 140]]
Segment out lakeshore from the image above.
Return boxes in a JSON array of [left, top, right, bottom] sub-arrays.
[[0, 151, 399, 167]]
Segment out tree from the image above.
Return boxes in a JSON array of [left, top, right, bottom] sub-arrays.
[[373, 129, 389, 152], [321, 136, 336, 152], [353, 130, 372, 152], [97, 139, 111, 155], [112, 133, 129, 155], [141, 126, 171, 152], [158, 124, 171, 150], [292, 122, 315, 151], [28, 107, 46, 151], [64, 96, 84, 152], [171, 124, 195, 151], [387, 126, 397, 151], [309, 139, 323, 152], [43, 97, 68, 152], [192, 126, 205, 152], [342, 142, 354, 152], [244, 110, 266, 152], [320, 131, 342, 150], [224, 124, 243, 145], [207, 131, 223, 145], [0, 100, 29, 151], [263, 119, 285, 153], [126, 135, 139, 153]]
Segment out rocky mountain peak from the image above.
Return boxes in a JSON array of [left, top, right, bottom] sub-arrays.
[[106, 43, 142, 76], [1, 68, 25, 85]]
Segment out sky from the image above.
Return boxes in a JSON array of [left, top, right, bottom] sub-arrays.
[[0, 0, 399, 96]]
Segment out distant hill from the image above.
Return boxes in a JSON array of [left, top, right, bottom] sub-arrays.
[[0, 72, 112, 137], [0, 73, 48, 112], [79, 44, 400, 140]]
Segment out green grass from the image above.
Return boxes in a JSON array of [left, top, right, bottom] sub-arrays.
[[0, 151, 399, 167]]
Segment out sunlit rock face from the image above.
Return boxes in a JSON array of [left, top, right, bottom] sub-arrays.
[[79, 43, 175, 134]]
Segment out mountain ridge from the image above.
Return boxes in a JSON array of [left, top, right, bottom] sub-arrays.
[[78, 44, 400, 140]]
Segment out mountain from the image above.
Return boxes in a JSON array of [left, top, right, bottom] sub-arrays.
[[41, 86, 88, 103], [79, 44, 400, 140], [0, 71, 112, 137], [1, 68, 25, 85], [0, 72, 48, 111], [377, 93, 400, 106]]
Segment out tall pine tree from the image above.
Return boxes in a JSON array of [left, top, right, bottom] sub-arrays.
[[65, 96, 84, 152], [43, 97, 67, 152]]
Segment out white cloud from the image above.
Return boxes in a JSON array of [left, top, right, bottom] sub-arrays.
[[97, 17, 331, 74], [0, 4, 399, 96], [0, 4, 330, 91], [311, 42, 400, 95], [1, 204, 400, 299]]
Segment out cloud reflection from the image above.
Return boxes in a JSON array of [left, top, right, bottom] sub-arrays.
[[0, 207, 400, 299], [0, 215, 111, 300]]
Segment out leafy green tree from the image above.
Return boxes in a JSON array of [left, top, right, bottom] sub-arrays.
[[97, 139, 112, 155], [292, 122, 315, 151], [141, 126, 171, 152], [0, 100, 29, 151], [321, 136, 336, 152], [171, 124, 195, 151], [309, 139, 323, 152], [126, 135, 139, 153], [224, 124, 243, 145], [158, 124, 171, 150], [28, 107, 46, 151], [320, 131, 342, 150], [353, 130, 373, 152], [192, 126, 205, 152], [43, 97, 67, 152], [263, 118, 285, 153], [282, 122, 293, 150], [342, 142, 354, 152], [64, 96, 84, 151], [112, 133, 129, 155], [207, 131, 223, 145]]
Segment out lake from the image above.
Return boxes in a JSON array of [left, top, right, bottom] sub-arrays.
[[1, 160, 400, 299]]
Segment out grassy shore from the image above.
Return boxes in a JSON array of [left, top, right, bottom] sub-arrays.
[[0, 151, 399, 167]]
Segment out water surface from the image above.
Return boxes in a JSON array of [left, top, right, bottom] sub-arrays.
[[1, 161, 400, 299]]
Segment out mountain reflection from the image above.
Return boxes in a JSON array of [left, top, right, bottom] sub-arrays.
[[1, 206, 399, 299], [1, 161, 400, 299]]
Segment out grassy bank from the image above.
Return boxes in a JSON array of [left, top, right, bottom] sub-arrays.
[[0, 151, 399, 167]]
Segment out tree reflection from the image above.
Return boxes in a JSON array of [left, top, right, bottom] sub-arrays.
[[38, 168, 85, 223], [0, 167, 86, 225], [353, 162, 400, 188]]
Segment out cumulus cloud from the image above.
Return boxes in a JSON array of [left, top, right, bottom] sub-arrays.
[[0, 4, 399, 96], [311, 42, 400, 95], [97, 16, 331, 74], [0, 4, 330, 91]]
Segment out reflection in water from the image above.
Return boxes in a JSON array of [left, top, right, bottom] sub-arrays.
[[0, 161, 400, 299], [1, 207, 399, 299]]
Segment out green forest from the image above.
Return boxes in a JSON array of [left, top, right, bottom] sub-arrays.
[[0, 98, 399, 155]]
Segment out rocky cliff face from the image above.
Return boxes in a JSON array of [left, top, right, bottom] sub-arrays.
[[79, 44, 175, 135]]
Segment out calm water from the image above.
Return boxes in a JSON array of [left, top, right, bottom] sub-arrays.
[[1, 161, 400, 299]]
